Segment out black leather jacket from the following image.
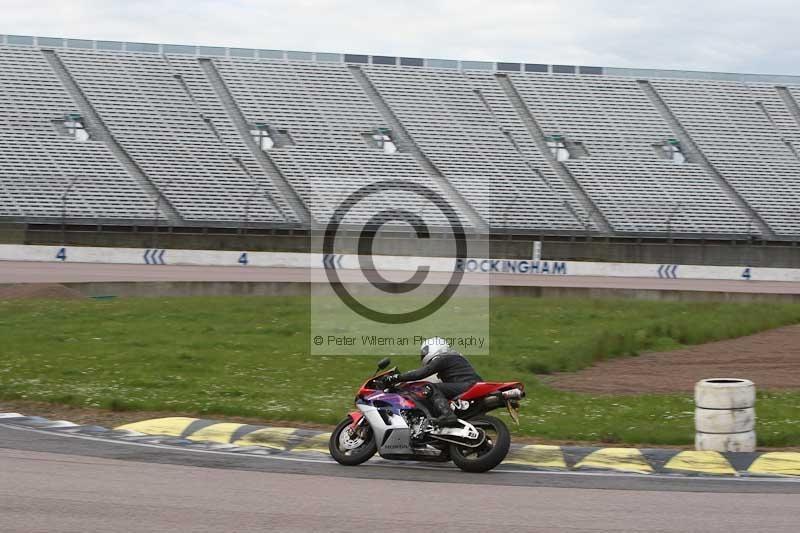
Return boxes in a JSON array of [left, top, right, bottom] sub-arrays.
[[397, 351, 482, 384]]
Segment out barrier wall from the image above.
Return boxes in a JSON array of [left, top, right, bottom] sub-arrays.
[[2, 244, 800, 284], [51, 281, 800, 302], [12, 225, 800, 268]]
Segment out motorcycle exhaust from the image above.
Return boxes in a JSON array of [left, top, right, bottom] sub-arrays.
[[469, 389, 525, 415], [502, 388, 525, 400], [481, 395, 505, 411]]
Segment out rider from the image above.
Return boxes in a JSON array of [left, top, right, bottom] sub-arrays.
[[384, 337, 482, 427]]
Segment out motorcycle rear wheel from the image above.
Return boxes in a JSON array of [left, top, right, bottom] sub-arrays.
[[449, 415, 510, 473], [329, 416, 377, 466]]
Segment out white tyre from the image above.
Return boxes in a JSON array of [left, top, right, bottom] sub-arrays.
[[695, 407, 755, 433], [695, 378, 755, 410], [695, 430, 756, 452]]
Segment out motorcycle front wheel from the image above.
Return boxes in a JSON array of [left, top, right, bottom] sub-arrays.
[[329, 416, 377, 466], [450, 415, 511, 473]]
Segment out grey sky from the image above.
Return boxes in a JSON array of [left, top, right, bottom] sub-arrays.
[[2, 0, 798, 75]]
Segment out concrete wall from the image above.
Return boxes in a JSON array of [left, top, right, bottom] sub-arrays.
[[4, 244, 800, 283], [43, 280, 800, 303], [22, 227, 311, 253], [60, 281, 311, 298], [538, 240, 800, 268], [13, 224, 800, 267], [0, 223, 26, 245]]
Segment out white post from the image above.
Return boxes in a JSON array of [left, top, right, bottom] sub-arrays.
[[694, 378, 756, 452], [532, 241, 542, 262]]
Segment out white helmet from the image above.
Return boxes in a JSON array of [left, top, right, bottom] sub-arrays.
[[420, 337, 449, 365]]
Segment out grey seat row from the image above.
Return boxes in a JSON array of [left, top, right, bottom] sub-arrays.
[[2, 45, 800, 237]]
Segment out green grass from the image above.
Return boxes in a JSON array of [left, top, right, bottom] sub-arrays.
[[2, 296, 800, 446]]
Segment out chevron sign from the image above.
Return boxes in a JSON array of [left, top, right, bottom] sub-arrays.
[[657, 264, 679, 279], [322, 254, 343, 269], [143, 249, 166, 265]]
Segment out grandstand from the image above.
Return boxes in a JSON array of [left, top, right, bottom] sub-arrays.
[[2, 34, 800, 250]]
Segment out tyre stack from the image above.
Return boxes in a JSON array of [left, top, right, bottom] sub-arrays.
[[695, 378, 756, 452]]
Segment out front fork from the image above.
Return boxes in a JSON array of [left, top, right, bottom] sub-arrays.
[[347, 410, 364, 430], [347, 411, 371, 440]]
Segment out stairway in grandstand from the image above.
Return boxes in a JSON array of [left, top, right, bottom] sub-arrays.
[[42, 49, 183, 225], [349, 64, 488, 232], [494, 73, 610, 233], [638, 79, 774, 239], [197, 58, 310, 225]]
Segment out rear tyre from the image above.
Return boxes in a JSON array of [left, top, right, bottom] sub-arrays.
[[329, 416, 377, 466], [450, 415, 510, 473]]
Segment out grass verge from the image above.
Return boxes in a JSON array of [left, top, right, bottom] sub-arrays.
[[1, 296, 799, 446]]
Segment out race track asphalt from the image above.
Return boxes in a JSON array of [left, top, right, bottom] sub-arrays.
[[1, 424, 799, 532], [2, 260, 800, 293], [3, 261, 800, 530]]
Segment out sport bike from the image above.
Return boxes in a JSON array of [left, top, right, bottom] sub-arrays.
[[329, 358, 525, 473]]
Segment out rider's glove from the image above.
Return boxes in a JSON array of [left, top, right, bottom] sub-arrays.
[[382, 373, 401, 386]]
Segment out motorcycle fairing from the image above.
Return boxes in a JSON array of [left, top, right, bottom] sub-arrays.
[[357, 404, 413, 456], [364, 391, 416, 413], [363, 382, 436, 419]]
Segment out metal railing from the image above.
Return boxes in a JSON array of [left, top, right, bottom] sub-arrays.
[[5, 33, 800, 82]]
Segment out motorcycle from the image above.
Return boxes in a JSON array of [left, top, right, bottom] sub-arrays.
[[329, 357, 525, 473]]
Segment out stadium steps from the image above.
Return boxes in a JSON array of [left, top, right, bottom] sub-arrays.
[[349, 65, 489, 232], [776, 87, 800, 157], [173, 63, 290, 226], [756, 99, 800, 161], [197, 58, 311, 225], [168, 64, 234, 147], [638, 79, 776, 240], [495, 73, 612, 234], [471, 86, 591, 228], [41, 49, 183, 225], [158, 57, 293, 225]]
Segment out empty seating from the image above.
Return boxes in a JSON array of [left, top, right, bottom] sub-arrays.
[[0, 46, 157, 221], [651, 78, 800, 236], [364, 66, 584, 231], [462, 71, 594, 229], [209, 57, 464, 228], [508, 73, 751, 234], [56, 49, 291, 223], [1, 42, 800, 238]]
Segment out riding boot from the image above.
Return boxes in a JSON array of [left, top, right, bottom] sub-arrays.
[[429, 388, 460, 427]]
